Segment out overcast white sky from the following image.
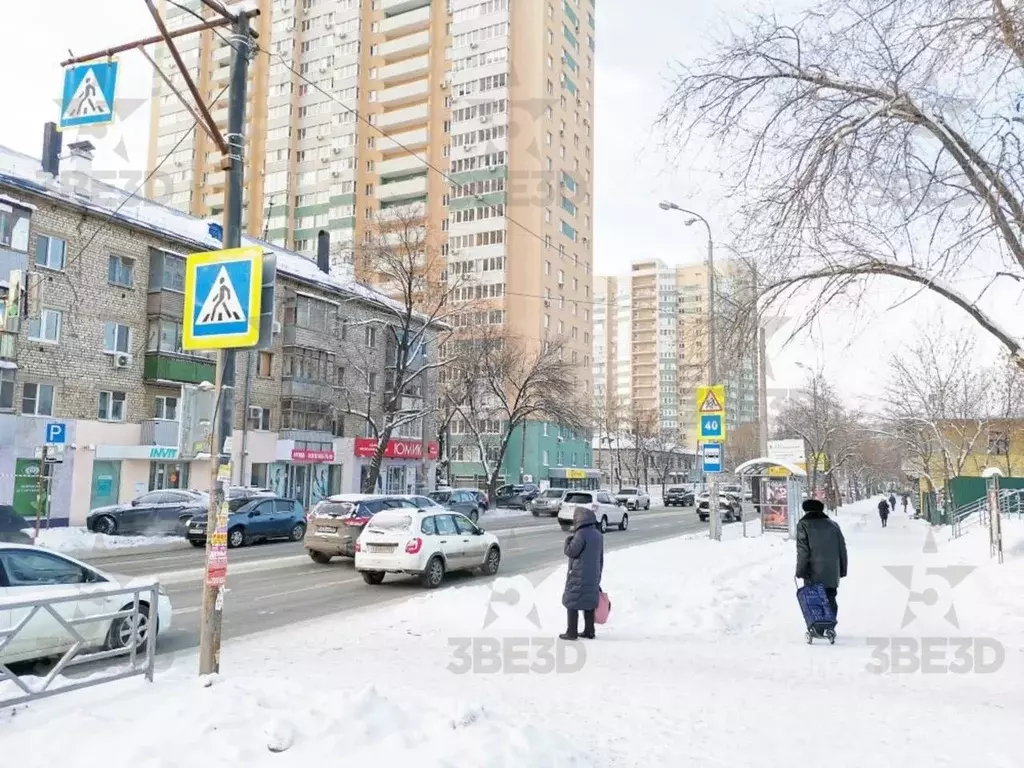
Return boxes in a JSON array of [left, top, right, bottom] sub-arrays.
[[1, 0, 1013, 412]]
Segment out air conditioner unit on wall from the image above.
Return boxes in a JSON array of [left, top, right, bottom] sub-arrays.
[[113, 353, 132, 369]]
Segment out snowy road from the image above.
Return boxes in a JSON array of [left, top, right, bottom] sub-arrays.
[[81, 506, 709, 655]]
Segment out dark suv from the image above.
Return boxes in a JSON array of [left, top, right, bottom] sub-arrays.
[[494, 484, 540, 509], [664, 486, 694, 506], [0, 505, 31, 544], [304, 494, 418, 563]]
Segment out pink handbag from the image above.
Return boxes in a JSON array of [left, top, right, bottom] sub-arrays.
[[595, 591, 611, 624]]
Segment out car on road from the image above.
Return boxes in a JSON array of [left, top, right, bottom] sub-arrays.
[[303, 494, 418, 564], [355, 507, 501, 588], [529, 488, 566, 516], [86, 489, 209, 537], [493, 483, 540, 509], [558, 490, 627, 533], [0, 543, 172, 665], [664, 486, 695, 506], [614, 487, 651, 511], [0, 505, 32, 544], [427, 488, 486, 522], [186, 496, 307, 549], [696, 492, 744, 523]]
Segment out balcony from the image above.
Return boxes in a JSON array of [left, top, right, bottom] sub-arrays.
[[379, 55, 429, 86], [378, 78, 429, 107], [377, 102, 429, 132], [143, 352, 216, 385], [379, 30, 430, 62], [382, 4, 430, 36], [382, 0, 430, 17], [379, 174, 429, 203], [281, 379, 338, 400], [281, 324, 334, 350], [379, 127, 428, 153], [141, 419, 179, 447], [0, 333, 15, 363], [379, 153, 427, 180]]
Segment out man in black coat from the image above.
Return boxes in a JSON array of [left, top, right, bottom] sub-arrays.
[[795, 498, 848, 620], [878, 498, 890, 527]]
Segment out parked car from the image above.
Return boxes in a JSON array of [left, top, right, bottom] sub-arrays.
[[0, 543, 172, 665], [304, 494, 418, 564], [355, 508, 501, 588], [664, 486, 695, 506], [493, 483, 540, 509], [614, 487, 651, 511], [186, 496, 307, 549], [427, 488, 486, 522], [529, 488, 566, 517], [696, 492, 744, 523], [0, 505, 32, 544], [86, 489, 208, 537], [558, 490, 627, 533]]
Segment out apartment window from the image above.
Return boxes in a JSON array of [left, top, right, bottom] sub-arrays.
[[365, 325, 377, 347], [97, 390, 127, 421], [154, 396, 178, 420], [0, 207, 30, 251], [258, 351, 273, 377], [22, 383, 55, 416], [103, 322, 131, 354], [34, 235, 66, 271], [367, 372, 377, 392], [248, 407, 271, 430], [149, 250, 186, 292], [108, 254, 135, 287], [0, 369, 13, 410], [28, 309, 61, 343]]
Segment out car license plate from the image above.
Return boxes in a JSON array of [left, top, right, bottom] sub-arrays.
[[192, 526, 205, 533], [368, 543, 396, 554], [315, 526, 336, 535]]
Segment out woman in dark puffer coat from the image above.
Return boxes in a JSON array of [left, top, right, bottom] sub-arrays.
[[560, 506, 604, 640]]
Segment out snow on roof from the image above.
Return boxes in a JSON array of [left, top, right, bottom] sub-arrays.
[[0, 145, 439, 326]]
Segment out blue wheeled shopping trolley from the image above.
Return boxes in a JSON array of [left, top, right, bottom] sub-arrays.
[[796, 581, 836, 644]]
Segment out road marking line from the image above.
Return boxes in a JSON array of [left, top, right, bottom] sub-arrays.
[[173, 606, 202, 615], [254, 575, 362, 602]]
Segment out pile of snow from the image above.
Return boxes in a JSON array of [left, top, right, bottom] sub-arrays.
[[23, 527, 184, 554], [4, 495, 1022, 766]]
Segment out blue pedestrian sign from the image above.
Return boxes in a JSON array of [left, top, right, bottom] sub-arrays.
[[45, 422, 67, 445], [60, 60, 119, 129], [183, 247, 263, 350], [700, 414, 724, 439], [702, 443, 723, 474]]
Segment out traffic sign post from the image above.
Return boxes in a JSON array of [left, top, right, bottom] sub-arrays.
[[696, 385, 727, 542], [183, 246, 263, 350], [45, 422, 67, 445], [60, 60, 118, 129]]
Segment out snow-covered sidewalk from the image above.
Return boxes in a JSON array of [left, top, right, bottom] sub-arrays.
[[23, 526, 187, 555], [3, 498, 1022, 766]]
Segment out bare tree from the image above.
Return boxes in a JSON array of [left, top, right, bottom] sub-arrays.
[[883, 324, 991, 506], [447, 328, 588, 499], [344, 206, 459, 493], [658, 0, 1024, 366], [725, 421, 760, 471], [989, 351, 1024, 474]]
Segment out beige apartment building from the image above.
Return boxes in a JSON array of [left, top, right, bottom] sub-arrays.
[[148, 0, 597, 483], [594, 259, 759, 449]]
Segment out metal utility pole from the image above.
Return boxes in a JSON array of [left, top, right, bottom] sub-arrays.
[[199, 10, 252, 677]]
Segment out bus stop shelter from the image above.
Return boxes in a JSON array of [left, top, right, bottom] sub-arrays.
[[734, 458, 808, 539]]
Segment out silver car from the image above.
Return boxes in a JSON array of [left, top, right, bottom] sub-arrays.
[[529, 488, 566, 517]]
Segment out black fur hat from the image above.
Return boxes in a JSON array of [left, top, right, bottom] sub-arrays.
[[802, 499, 825, 513]]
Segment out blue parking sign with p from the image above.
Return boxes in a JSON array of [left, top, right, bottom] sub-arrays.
[[700, 414, 723, 439], [45, 422, 67, 445]]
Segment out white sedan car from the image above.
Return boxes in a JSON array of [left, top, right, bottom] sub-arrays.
[[355, 508, 501, 589], [558, 490, 627, 533], [0, 544, 172, 665]]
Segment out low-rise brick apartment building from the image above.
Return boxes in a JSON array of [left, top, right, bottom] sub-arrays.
[[0, 142, 439, 527]]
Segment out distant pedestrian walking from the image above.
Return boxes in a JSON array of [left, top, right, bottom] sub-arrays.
[[560, 506, 604, 641], [901, 494, 909, 514], [888, 493, 896, 513], [878, 499, 890, 528]]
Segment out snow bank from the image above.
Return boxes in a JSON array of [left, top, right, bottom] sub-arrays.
[[4, 494, 1022, 767], [23, 527, 184, 555]]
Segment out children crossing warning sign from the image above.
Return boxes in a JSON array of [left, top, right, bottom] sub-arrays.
[[183, 247, 263, 350], [60, 61, 119, 129], [699, 389, 724, 413], [696, 385, 727, 441]]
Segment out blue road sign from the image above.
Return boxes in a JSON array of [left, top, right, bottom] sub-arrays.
[[60, 60, 119, 129], [183, 247, 263, 350], [45, 422, 67, 445], [700, 414, 724, 440], [702, 442, 723, 474]]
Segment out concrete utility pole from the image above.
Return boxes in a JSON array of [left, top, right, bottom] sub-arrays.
[[199, 10, 252, 676]]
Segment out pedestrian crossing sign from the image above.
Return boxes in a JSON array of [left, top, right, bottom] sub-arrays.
[[60, 60, 119, 129], [183, 247, 263, 350]]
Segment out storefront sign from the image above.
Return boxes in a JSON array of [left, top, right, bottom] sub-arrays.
[[565, 469, 587, 480], [353, 438, 439, 460], [95, 444, 181, 461], [291, 448, 336, 463]]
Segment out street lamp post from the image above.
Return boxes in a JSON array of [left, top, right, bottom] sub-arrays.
[[660, 200, 720, 541]]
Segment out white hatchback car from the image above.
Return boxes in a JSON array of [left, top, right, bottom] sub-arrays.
[[355, 508, 501, 588], [0, 544, 173, 665], [557, 490, 627, 533]]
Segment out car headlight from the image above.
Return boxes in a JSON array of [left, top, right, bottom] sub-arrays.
[[158, 584, 167, 596]]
